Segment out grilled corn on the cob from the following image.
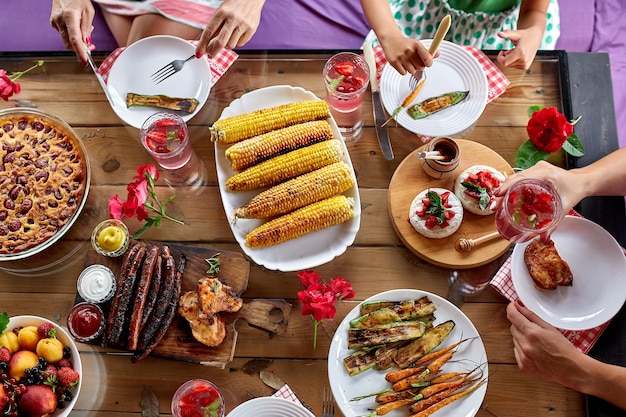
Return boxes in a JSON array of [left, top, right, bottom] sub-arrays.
[[225, 120, 333, 171], [408, 90, 469, 120], [225, 139, 344, 191], [234, 161, 355, 219], [210, 100, 330, 143], [245, 195, 355, 248]]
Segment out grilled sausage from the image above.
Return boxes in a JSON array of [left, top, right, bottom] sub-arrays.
[[140, 253, 162, 329], [127, 244, 158, 350]]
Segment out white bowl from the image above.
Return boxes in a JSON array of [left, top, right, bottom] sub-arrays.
[[6, 315, 82, 417]]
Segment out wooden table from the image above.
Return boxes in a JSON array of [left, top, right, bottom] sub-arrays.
[[0, 49, 623, 417]]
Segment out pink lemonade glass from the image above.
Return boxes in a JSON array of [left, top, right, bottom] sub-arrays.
[[140, 112, 193, 170], [495, 178, 562, 243], [171, 379, 225, 417], [323, 52, 370, 141]]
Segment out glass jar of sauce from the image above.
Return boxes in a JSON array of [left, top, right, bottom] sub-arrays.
[[91, 219, 130, 257], [422, 137, 461, 179], [77, 264, 117, 304], [67, 302, 105, 343]]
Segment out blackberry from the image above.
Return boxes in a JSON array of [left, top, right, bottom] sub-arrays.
[[62, 346, 71, 360]]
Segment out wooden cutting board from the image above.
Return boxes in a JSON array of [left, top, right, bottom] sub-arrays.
[[82, 242, 291, 367], [388, 139, 514, 269]]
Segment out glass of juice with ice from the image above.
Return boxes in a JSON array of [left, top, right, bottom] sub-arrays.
[[323, 52, 370, 141], [495, 178, 562, 243], [140, 112, 193, 170], [171, 379, 225, 417]]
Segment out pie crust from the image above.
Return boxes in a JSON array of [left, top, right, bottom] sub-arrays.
[[0, 110, 87, 256]]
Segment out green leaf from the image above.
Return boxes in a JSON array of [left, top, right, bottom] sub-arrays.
[[326, 75, 344, 90], [425, 190, 446, 224], [527, 105, 544, 118], [515, 140, 551, 169], [0, 312, 9, 333], [133, 223, 152, 239], [461, 181, 490, 211], [205, 253, 221, 275], [562, 133, 585, 157]]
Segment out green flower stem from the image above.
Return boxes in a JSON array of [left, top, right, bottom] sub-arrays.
[[9, 60, 44, 81]]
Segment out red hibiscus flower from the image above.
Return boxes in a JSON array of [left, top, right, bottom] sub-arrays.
[[515, 106, 584, 169], [527, 107, 573, 153], [297, 271, 354, 349], [0, 61, 44, 101], [107, 164, 183, 238]]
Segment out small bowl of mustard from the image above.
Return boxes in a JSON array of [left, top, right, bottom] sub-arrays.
[[91, 219, 130, 257]]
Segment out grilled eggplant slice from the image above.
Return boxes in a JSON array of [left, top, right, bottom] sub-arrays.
[[393, 320, 455, 368], [348, 320, 427, 350], [126, 92, 200, 113], [408, 91, 469, 119]]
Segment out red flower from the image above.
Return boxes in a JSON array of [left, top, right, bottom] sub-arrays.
[[107, 163, 183, 238], [331, 277, 355, 300], [297, 271, 354, 349], [298, 282, 337, 321], [526, 107, 574, 153], [0, 70, 20, 101], [298, 270, 321, 287]]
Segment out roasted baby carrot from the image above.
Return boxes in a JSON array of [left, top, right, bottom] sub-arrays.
[[408, 379, 486, 417]]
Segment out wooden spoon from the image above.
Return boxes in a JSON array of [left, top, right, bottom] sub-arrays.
[[455, 231, 501, 252]]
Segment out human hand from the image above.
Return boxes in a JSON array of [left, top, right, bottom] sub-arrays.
[[50, 0, 95, 65], [495, 28, 543, 70], [494, 161, 584, 234], [506, 301, 587, 387], [378, 35, 434, 76], [195, 0, 265, 57]]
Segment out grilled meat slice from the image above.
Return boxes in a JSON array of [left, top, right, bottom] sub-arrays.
[[178, 291, 227, 347], [197, 277, 243, 319], [128, 244, 159, 350], [524, 239, 573, 290]]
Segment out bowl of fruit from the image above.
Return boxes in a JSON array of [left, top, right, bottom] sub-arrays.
[[0, 315, 82, 417]]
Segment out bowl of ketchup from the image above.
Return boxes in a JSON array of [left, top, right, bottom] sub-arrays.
[[67, 302, 105, 343]]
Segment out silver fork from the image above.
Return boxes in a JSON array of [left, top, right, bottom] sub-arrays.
[[150, 54, 195, 84], [322, 387, 335, 417]]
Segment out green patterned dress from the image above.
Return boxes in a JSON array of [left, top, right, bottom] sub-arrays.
[[364, 0, 560, 50]]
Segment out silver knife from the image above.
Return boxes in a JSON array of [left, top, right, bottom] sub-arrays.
[[84, 46, 117, 107], [363, 42, 394, 160]]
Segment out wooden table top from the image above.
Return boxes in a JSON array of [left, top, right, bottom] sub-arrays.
[[0, 49, 623, 417]]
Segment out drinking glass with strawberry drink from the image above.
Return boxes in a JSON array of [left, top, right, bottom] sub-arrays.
[[323, 52, 370, 141], [495, 178, 562, 243], [141, 112, 193, 170], [171, 379, 225, 417]]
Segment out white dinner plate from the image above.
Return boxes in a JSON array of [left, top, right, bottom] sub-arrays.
[[328, 289, 488, 417], [214, 85, 361, 272], [226, 397, 314, 417], [511, 216, 626, 330], [107, 35, 211, 128], [380, 40, 488, 137]]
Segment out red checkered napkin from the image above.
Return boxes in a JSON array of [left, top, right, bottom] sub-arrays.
[[489, 211, 618, 354], [371, 45, 509, 103], [272, 384, 302, 406], [96, 41, 238, 86]]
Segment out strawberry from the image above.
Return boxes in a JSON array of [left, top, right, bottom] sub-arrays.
[[57, 358, 73, 368], [334, 62, 354, 76], [43, 364, 58, 380], [57, 366, 80, 388], [0, 347, 11, 362], [37, 322, 56, 338], [155, 119, 180, 128]]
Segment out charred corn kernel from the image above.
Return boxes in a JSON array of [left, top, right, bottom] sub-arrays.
[[210, 100, 330, 143], [234, 161, 355, 219], [245, 195, 355, 248], [225, 120, 333, 171], [225, 139, 344, 191]]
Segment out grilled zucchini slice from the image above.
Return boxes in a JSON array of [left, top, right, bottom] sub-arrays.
[[408, 91, 469, 119]]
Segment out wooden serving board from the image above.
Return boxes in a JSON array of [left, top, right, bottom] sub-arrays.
[[82, 242, 291, 367], [388, 139, 514, 269]]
